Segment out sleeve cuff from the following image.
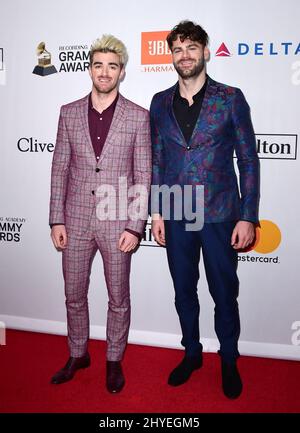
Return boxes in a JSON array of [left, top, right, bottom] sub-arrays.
[[125, 228, 142, 241]]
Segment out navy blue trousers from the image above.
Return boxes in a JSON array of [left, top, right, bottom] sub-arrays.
[[164, 220, 240, 363]]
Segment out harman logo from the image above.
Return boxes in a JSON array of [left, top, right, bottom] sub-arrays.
[[0, 217, 26, 243], [215, 43, 231, 57], [256, 134, 297, 160], [216, 41, 300, 56], [141, 31, 175, 73], [17, 137, 54, 153]]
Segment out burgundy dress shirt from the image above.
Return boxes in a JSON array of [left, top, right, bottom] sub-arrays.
[[88, 93, 118, 161]]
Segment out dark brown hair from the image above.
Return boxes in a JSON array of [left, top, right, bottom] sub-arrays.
[[167, 20, 209, 50]]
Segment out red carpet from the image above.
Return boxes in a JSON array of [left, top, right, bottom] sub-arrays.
[[0, 330, 299, 413]]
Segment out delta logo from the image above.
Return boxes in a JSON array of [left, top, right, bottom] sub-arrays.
[[238, 219, 282, 264], [215, 43, 231, 57], [215, 41, 300, 57], [141, 31, 175, 73]]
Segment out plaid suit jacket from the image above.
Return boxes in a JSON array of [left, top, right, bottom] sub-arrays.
[[49, 93, 152, 234], [150, 76, 260, 223]]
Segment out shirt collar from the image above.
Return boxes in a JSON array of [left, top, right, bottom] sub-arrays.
[[174, 76, 208, 103], [88, 92, 119, 112]]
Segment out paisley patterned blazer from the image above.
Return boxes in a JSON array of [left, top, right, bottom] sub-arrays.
[[150, 76, 259, 223]]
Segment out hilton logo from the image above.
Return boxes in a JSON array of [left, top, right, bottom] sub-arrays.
[[234, 134, 297, 160], [256, 134, 297, 159]]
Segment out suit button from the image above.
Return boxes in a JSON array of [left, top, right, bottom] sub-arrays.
[[186, 146, 191, 151], [95, 168, 100, 172], [92, 190, 95, 195]]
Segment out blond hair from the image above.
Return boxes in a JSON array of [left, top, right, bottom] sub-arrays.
[[90, 34, 128, 67]]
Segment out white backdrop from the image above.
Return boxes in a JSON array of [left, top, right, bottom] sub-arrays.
[[1, 0, 300, 360]]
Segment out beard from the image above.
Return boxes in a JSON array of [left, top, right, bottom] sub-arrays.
[[174, 57, 205, 79]]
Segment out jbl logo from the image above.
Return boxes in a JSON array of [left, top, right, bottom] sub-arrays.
[[141, 31, 172, 65]]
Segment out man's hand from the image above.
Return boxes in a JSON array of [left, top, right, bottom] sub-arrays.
[[119, 231, 139, 253], [51, 224, 67, 250], [152, 214, 166, 246], [231, 221, 255, 250]]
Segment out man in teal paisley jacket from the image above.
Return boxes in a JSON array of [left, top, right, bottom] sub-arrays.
[[151, 21, 260, 399]]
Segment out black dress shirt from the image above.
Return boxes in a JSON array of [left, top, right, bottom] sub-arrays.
[[173, 78, 207, 143]]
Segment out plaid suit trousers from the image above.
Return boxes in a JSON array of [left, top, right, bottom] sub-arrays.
[[62, 215, 131, 361]]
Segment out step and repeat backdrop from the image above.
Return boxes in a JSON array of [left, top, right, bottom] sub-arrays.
[[1, 0, 300, 359]]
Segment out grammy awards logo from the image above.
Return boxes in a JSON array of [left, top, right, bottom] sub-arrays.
[[32, 42, 57, 76]]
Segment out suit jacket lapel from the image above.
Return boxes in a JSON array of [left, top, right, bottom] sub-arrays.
[[79, 94, 96, 162], [167, 76, 218, 148], [189, 76, 218, 147], [167, 84, 187, 148], [98, 93, 126, 164]]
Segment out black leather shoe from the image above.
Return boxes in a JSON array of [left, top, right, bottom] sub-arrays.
[[51, 353, 91, 384], [168, 354, 203, 386], [106, 361, 125, 393], [221, 359, 243, 399]]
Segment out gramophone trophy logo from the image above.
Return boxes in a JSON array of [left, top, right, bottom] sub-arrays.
[[32, 42, 57, 76]]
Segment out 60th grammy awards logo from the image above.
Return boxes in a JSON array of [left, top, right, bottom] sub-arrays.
[[32, 42, 57, 77]]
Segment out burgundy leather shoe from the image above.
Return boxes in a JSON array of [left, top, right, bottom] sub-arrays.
[[51, 353, 91, 384], [106, 361, 125, 393]]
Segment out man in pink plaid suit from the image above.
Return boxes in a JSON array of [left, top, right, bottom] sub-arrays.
[[49, 34, 151, 393]]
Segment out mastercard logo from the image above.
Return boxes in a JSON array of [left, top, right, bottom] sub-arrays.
[[242, 220, 281, 254]]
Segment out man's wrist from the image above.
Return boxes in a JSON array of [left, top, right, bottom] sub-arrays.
[[125, 228, 141, 241]]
